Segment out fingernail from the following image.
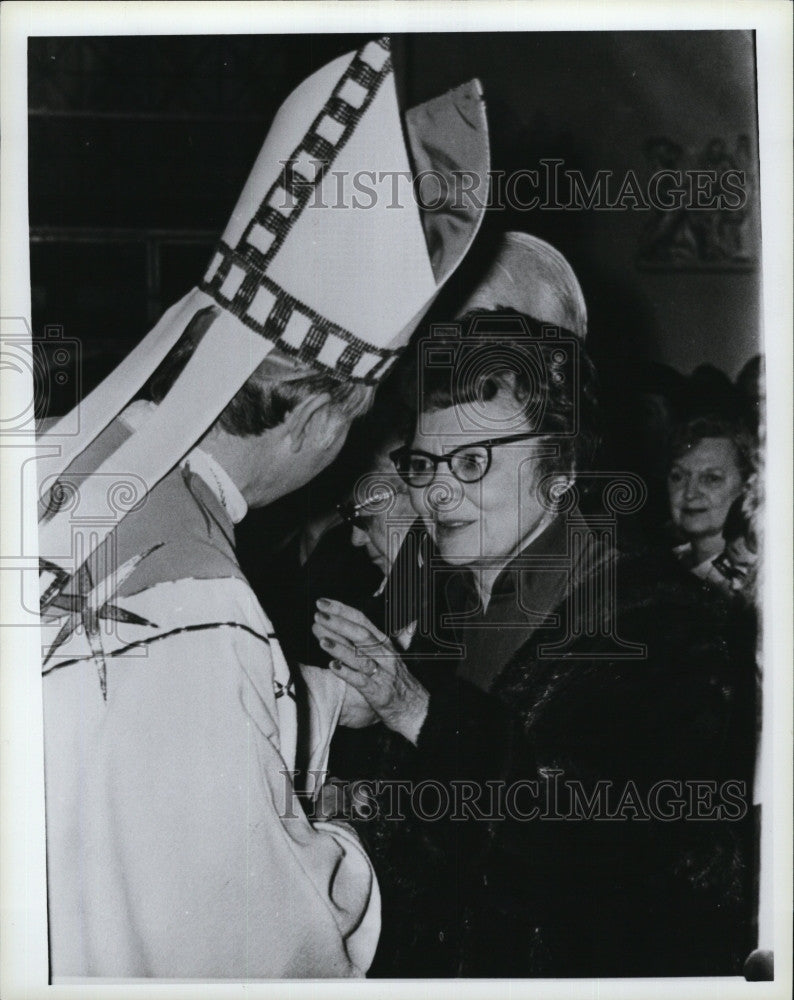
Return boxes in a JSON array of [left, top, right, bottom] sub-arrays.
[[316, 610, 330, 621], [317, 598, 331, 609], [330, 660, 341, 670], [320, 637, 334, 649]]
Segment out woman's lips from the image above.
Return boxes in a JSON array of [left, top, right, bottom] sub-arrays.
[[435, 519, 476, 538]]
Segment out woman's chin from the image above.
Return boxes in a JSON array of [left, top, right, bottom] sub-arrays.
[[436, 547, 475, 567], [680, 515, 715, 536], [434, 523, 482, 565], [681, 521, 720, 539]]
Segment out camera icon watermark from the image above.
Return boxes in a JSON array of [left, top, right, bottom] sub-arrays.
[[0, 319, 82, 437]]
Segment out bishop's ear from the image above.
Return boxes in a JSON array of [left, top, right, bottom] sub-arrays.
[[285, 392, 348, 453]]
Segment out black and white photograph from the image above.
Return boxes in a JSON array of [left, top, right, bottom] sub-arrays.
[[1, 2, 791, 996]]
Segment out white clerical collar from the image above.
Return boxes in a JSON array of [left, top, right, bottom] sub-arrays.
[[183, 446, 248, 525]]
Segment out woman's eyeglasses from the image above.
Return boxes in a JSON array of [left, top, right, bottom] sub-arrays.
[[390, 431, 544, 487]]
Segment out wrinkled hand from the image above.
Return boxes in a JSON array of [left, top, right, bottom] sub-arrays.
[[312, 598, 429, 745]]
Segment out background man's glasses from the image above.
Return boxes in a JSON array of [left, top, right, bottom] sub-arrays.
[[336, 486, 397, 529], [336, 501, 374, 530], [391, 431, 544, 487]]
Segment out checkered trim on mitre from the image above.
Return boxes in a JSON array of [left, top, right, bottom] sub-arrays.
[[36, 37, 489, 595], [200, 39, 398, 383], [196, 36, 489, 385], [202, 241, 395, 384]]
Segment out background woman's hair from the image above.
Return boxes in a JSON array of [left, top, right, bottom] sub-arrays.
[[668, 415, 757, 482]]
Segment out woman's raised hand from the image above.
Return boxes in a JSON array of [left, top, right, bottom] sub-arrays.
[[312, 598, 429, 745]]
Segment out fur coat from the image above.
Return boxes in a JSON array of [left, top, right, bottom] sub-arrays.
[[359, 544, 757, 977]]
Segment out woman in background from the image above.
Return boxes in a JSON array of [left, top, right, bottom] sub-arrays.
[[667, 415, 756, 586]]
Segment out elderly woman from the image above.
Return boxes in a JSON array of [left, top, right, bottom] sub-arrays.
[[667, 415, 756, 585], [313, 310, 756, 977], [340, 228, 589, 636]]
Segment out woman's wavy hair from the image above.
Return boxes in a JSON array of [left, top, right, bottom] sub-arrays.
[[399, 308, 601, 479]]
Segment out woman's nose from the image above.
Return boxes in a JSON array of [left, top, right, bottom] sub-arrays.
[[684, 476, 702, 500], [350, 525, 368, 548]]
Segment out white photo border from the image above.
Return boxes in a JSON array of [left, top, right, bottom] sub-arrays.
[[1, 2, 791, 998]]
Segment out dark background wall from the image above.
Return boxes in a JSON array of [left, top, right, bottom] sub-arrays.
[[29, 31, 760, 418]]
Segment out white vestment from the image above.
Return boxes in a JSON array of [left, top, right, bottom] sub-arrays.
[[41, 430, 378, 979]]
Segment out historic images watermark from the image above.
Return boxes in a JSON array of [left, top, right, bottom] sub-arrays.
[[285, 159, 749, 213], [281, 769, 749, 824]]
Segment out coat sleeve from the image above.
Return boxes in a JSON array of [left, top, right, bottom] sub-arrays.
[[411, 673, 525, 783]]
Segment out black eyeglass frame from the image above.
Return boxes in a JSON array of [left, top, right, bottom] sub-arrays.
[[336, 498, 380, 529], [336, 483, 404, 528], [390, 430, 546, 486]]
